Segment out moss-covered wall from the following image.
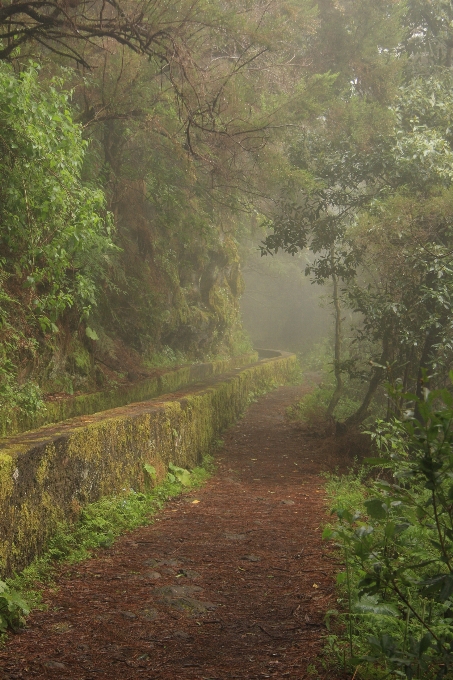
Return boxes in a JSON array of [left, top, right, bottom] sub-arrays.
[[0, 353, 296, 577], [0, 353, 258, 439]]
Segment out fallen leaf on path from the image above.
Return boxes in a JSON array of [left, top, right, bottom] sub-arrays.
[[241, 554, 261, 562], [192, 500, 200, 504]]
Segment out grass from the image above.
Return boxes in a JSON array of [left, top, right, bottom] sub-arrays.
[[144, 345, 188, 368], [323, 464, 369, 513]]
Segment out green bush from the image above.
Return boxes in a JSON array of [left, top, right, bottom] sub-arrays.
[[0, 581, 29, 633], [287, 382, 360, 424], [145, 345, 188, 368], [0, 61, 115, 410], [0, 62, 114, 330], [324, 380, 453, 678]]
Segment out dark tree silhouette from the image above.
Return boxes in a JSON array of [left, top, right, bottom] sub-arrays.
[[0, 0, 198, 66]]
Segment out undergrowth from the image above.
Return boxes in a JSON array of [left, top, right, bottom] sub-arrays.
[[287, 383, 361, 424], [289, 341, 381, 425], [144, 345, 188, 368], [323, 380, 453, 679], [0, 454, 216, 639]]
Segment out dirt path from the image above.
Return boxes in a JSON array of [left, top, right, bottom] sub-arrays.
[[0, 385, 350, 680]]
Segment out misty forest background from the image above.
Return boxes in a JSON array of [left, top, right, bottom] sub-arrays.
[[3, 0, 453, 429], [7, 2, 453, 678]]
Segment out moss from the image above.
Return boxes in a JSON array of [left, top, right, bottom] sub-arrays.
[[0, 453, 15, 503], [158, 366, 191, 394], [0, 353, 296, 578], [35, 444, 56, 486], [0, 353, 257, 439], [66, 338, 91, 376], [0, 453, 16, 571]]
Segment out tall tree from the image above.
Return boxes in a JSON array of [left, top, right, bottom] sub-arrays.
[[263, 0, 453, 425]]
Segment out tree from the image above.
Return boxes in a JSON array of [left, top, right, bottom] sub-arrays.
[[59, 0, 328, 360], [403, 0, 453, 69], [0, 61, 114, 408], [261, 93, 397, 424], [0, 0, 205, 66], [261, 0, 453, 426]]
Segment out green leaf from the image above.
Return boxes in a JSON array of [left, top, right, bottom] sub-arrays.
[[384, 521, 396, 539], [177, 471, 192, 487], [336, 572, 347, 585], [418, 633, 433, 657], [168, 462, 192, 486], [335, 507, 354, 523], [353, 595, 398, 617], [0, 581, 29, 631], [85, 326, 99, 341], [364, 498, 388, 520], [143, 464, 156, 478], [365, 457, 392, 467]]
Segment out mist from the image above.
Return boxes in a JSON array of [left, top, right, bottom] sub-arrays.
[[240, 247, 331, 355]]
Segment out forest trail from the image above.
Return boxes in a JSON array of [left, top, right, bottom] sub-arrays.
[[0, 385, 350, 680]]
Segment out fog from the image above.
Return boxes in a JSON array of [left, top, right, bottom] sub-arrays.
[[240, 247, 331, 354]]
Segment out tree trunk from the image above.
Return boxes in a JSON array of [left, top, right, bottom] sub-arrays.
[[344, 339, 390, 428], [414, 325, 440, 422], [326, 244, 343, 417]]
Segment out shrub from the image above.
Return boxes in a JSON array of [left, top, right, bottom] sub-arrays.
[[324, 380, 453, 678]]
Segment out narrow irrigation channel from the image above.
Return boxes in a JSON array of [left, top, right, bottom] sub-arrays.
[[0, 385, 350, 680]]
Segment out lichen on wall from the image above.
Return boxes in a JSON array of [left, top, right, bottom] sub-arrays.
[[0, 354, 296, 578]]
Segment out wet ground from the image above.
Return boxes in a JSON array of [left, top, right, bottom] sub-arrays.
[[0, 384, 353, 679]]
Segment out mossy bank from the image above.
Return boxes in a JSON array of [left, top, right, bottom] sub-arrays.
[[0, 353, 296, 578]]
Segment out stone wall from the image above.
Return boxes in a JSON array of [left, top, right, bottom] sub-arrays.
[[0, 353, 296, 577], [0, 353, 258, 439]]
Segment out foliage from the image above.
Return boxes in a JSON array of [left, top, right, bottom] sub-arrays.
[[288, 341, 369, 425], [0, 365, 44, 422], [299, 339, 334, 374], [261, 1, 453, 426], [0, 0, 233, 70], [73, 0, 325, 365], [0, 0, 329, 398], [145, 346, 188, 369], [288, 384, 360, 425], [324, 382, 453, 678], [0, 581, 29, 633], [228, 329, 255, 358], [5, 0, 453, 424], [0, 61, 115, 404], [167, 462, 192, 487], [0, 63, 114, 331]]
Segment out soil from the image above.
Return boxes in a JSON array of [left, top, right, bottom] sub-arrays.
[[0, 384, 361, 680]]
